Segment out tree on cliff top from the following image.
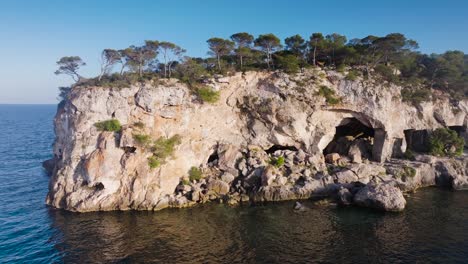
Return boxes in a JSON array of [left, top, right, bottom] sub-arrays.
[[254, 34, 282, 69], [230, 32, 254, 69], [55, 56, 86, 82], [98, 49, 121, 81], [157, 41, 186, 78], [207, 38, 234, 71]]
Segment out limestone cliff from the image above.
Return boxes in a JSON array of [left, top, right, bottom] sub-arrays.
[[45, 69, 468, 212]]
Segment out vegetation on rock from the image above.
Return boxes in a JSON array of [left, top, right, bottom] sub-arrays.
[[270, 156, 285, 168], [429, 128, 465, 157], [316, 86, 341, 105], [188, 166, 203, 182], [196, 86, 220, 103], [94, 119, 122, 132], [56, 32, 467, 101]]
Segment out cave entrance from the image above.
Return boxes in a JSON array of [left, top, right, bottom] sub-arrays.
[[323, 117, 375, 162]]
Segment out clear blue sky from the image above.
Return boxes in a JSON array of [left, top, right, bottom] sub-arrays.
[[1, 0, 467, 104]]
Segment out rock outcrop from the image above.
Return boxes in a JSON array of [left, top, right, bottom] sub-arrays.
[[44, 69, 468, 212]]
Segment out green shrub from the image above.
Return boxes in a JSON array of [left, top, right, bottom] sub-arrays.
[[399, 165, 416, 179], [188, 166, 203, 182], [148, 156, 161, 169], [133, 134, 151, 146], [143, 134, 182, 169], [197, 86, 220, 103], [346, 70, 359, 81], [401, 88, 431, 105], [275, 54, 300, 74], [133, 121, 145, 128], [181, 178, 190, 185], [429, 128, 465, 157], [94, 119, 122, 132], [374, 64, 398, 82], [403, 149, 416, 161], [336, 64, 346, 73], [151, 135, 182, 160], [270, 156, 285, 168], [316, 86, 341, 105]]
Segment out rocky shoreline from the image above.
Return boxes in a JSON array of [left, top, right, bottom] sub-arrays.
[[44, 69, 468, 212]]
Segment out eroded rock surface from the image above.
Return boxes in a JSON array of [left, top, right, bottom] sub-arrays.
[[45, 70, 468, 212]]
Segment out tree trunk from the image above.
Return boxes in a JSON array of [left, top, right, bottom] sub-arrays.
[[240, 55, 243, 69], [313, 45, 317, 66], [217, 54, 221, 71]]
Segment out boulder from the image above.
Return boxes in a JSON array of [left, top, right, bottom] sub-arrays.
[[207, 180, 230, 195], [334, 169, 359, 184], [353, 182, 406, 212], [220, 172, 235, 184]]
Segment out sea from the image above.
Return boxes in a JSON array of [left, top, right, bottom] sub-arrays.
[[0, 104, 467, 263]]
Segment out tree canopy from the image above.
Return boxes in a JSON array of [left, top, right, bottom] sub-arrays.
[[56, 32, 467, 100]]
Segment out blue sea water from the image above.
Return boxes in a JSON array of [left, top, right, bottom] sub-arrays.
[[0, 104, 468, 263]]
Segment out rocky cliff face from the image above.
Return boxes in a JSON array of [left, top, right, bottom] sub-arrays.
[[45, 69, 468, 212]]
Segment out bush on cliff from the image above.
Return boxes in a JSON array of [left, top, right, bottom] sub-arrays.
[[316, 86, 341, 105], [270, 156, 285, 168], [401, 88, 431, 105], [133, 134, 152, 147], [429, 128, 465, 157], [136, 134, 181, 169], [94, 119, 122, 132], [151, 135, 182, 159], [197, 86, 220, 103], [188, 166, 203, 182]]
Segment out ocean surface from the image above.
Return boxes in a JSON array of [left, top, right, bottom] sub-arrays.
[[0, 104, 468, 263]]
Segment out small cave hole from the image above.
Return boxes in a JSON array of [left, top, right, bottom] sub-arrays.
[[265, 145, 298, 154], [94, 182, 104, 191], [207, 151, 219, 166], [123, 146, 137, 154]]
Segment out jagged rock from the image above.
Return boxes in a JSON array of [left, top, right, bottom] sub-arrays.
[[353, 182, 406, 212], [325, 153, 341, 164], [261, 166, 277, 186], [434, 158, 468, 190], [42, 158, 56, 175], [217, 144, 242, 176], [337, 187, 353, 205]]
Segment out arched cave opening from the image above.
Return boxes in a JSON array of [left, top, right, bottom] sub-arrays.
[[323, 117, 374, 162]]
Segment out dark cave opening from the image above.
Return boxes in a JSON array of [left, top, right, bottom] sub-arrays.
[[265, 145, 298, 154], [404, 129, 430, 153], [207, 151, 219, 166], [323, 117, 374, 160], [448, 125, 465, 136]]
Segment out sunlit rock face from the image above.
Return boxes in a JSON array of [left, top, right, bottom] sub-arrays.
[[45, 69, 468, 212]]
